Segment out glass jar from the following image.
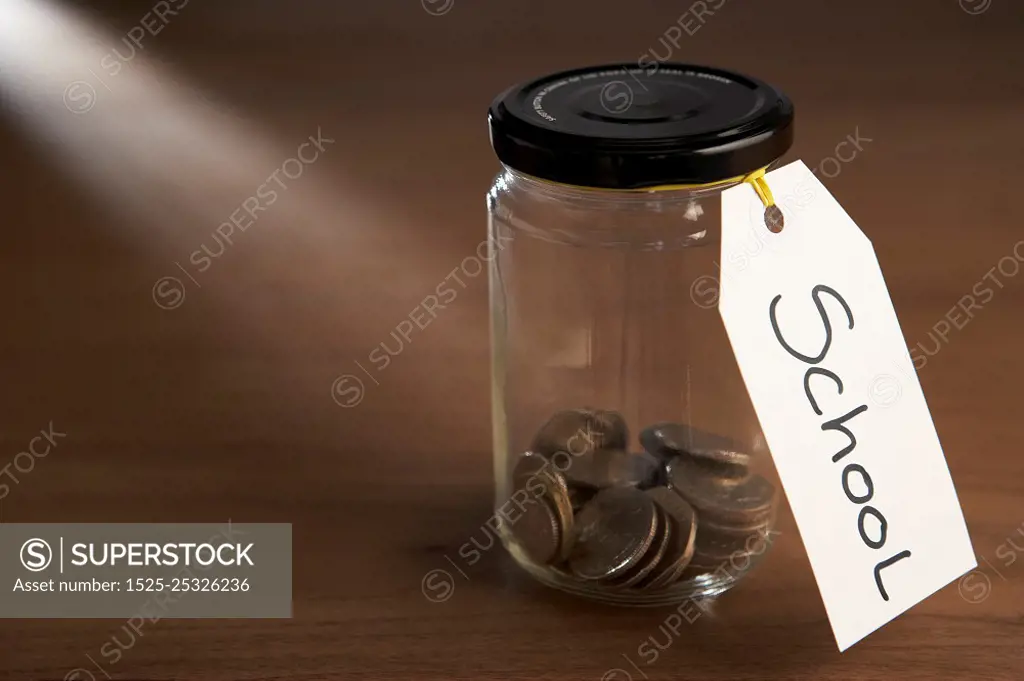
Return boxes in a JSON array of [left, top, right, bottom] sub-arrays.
[[486, 64, 794, 605]]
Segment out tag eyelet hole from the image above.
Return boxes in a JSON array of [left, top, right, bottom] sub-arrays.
[[764, 205, 785, 233]]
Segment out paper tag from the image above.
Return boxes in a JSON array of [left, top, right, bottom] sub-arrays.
[[718, 160, 976, 651]]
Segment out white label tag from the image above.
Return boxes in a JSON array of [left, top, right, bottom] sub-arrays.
[[718, 160, 976, 651]]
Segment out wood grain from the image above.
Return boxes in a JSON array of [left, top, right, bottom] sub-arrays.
[[1, 0, 1022, 678]]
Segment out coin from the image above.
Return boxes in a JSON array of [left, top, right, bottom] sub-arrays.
[[508, 495, 562, 565], [532, 408, 628, 458], [613, 507, 671, 588], [568, 486, 595, 513], [692, 518, 772, 562], [631, 452, 664, 489], [667, 457, 775, 526], [639, 423, 681, 461], [640, 422, 751, 472], [684, 527, 768, 577], [686, 498, 776, 534], [568, 487, 659, 581], [637, 487, 697, 589], [561, 450, 606, 489], [590, 409, 629, 450], [680, 545, 754, 575], [563, 449, 659, 490], [512, 451, 574, 559]]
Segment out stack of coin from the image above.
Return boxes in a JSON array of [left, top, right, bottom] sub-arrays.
[[506, 412, 776, 592], [652, 424, 776, 577], [511, 451, 575, 562]]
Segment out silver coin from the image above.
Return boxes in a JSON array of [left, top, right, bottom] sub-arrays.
[[683, 535, 767, 577], [667, 457, 775, 526], [508, 495, 562, 565], [641, 422, 752, 471], [568, 487, 659, 581], [630, 451, 664, 489], [590, 409, 629, 450], [532, 408, 628, 458], [568, 486, 595, 513], [512, 451, 574, 559], [637, 487, 698, 589], [693, 517, 773, 562], [658, 552, 699, 588], [614, 507, 671, 588], [561, 450, 607, 490], [563, 449, 658, 490]]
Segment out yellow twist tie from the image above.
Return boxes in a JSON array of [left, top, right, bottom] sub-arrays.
[[740, 167, 775, 209], [538, 166, 775, 206], [618, 166, 781, 229], [523, 166, 781, 228]]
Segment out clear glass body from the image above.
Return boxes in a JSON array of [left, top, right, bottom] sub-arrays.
[[488, 165, 781, 605]]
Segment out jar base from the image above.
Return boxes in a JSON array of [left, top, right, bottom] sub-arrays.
[[505, 538, 756, 607]]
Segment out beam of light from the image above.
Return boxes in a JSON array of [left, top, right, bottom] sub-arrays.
[[0, 0, 364, 250], [0, 0, 491, 422], [0, 0, 432, 326]]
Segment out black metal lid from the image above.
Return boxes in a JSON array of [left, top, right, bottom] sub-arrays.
[[488, 63, 794, 189]]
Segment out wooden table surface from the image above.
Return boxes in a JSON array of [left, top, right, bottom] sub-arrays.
[[1, 0, 1023, 678]]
